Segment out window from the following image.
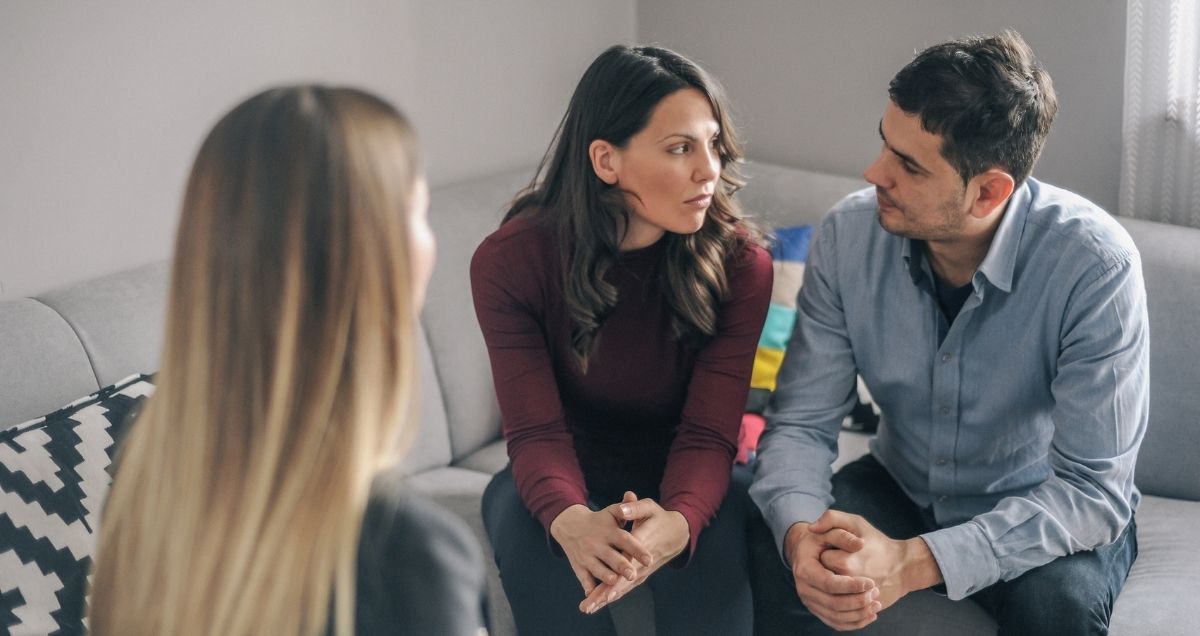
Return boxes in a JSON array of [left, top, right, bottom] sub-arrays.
[[1121, 0, 1200, 227]]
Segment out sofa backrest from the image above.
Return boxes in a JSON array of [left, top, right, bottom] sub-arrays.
[[0, 258, 458, 476], [420, 168, 535, 462], [1117, 217, 1200, 501], [737, 160, 868, 228], [0, 298, 102, 425]]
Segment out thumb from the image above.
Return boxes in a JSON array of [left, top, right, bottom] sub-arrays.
[[611, 494, 655, 523], [808, 509, 846, 534]]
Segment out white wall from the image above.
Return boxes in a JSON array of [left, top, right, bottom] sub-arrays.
[[0, 0, 634, 299], [638, 0, 1127, 215]]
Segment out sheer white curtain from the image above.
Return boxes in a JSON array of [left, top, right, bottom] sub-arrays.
[[1121, 0, 1200, 227]]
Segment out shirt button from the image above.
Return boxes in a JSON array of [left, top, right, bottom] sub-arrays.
[[938, 495, 948, 503], [940, 406, 951, 415], [936, 458, 948, 466], [941, 353, 951, 363]]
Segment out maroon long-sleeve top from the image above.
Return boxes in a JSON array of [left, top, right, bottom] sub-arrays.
[[470, 214, 772, 557]]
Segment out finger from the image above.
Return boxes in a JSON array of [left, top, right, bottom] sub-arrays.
[[807, 597, 882, 631], [622, 491, 638, 504], [796, 561, 874, 595], [581, 554, 624, 587], [579, 581, 611, 614], [568, 560, 597, 597], [818, 528, 865, 552], [796, 579, 879, 613], [596, 545, 640, 582], [609, 528, 654, 567], [581, 573, 640, 614], [819, 548, 846, 574], [607, 497, 655, 523]]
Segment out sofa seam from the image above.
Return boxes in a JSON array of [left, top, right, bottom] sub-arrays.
[[29, 297, 102, 389]]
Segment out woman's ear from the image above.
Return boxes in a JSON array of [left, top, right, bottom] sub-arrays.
[[589, 139, 620, 185]]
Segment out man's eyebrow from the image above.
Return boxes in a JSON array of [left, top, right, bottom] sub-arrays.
[[878, 120, 930, 175]]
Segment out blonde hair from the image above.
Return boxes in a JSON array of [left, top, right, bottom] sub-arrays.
[[89, 86, 424, 636]]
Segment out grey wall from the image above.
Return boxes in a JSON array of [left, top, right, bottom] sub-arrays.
[[0, 0, 634, 299], [638, 0, 1126, 214]]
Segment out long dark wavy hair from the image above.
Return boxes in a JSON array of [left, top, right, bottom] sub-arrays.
[[504, 44, 761, 371]]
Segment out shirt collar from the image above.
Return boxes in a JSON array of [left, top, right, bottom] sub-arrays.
[[899, 179, 1033, 293], [974, 179, 1032, 294]]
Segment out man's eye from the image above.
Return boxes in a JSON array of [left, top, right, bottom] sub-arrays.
[[902, 162, 919, 174]]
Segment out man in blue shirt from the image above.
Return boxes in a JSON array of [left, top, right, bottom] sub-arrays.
[[750, 31, 1147, 635]]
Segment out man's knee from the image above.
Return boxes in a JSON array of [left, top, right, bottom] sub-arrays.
[[988, 556, 1116, 636]]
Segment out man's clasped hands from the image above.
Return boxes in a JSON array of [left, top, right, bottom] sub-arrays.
[[551, 500, 945, 631]]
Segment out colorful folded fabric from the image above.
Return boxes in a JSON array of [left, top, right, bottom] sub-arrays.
[[750, 224, 812, 395]]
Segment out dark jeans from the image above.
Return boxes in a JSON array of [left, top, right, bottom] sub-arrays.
[[483, 464, 755, 636], [750, 454, 1138, 636]]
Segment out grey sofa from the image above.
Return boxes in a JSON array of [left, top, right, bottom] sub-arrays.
[[1, 161, 1196, 635]]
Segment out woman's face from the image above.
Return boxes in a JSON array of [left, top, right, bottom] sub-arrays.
[[407, 176, 435, 311], [603, 88, 721, 251]]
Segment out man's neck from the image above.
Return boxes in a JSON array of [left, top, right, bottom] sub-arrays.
[[925, 240, 988, 287], [924, 209, 1007, 287]]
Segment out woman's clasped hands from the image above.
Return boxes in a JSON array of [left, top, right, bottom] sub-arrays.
[[549, 491, 690, 616]]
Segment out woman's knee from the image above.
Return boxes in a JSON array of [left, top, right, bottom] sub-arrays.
[[481, 467, 542, 563]]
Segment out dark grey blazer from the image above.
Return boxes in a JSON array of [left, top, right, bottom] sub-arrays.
[[353, 465, 488, 635]]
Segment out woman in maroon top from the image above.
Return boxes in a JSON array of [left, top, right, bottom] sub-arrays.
[[472, 45, 772, 635]]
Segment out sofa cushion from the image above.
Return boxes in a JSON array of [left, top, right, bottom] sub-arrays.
[[36, 262, 169, 388], [0, 299, 99, 426], [454, 439, 509, 476], [0, 374, 153, 636], [1109, 494, 1200, 636]]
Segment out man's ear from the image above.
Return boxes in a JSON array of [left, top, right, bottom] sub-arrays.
[[589, 139, 620, 185], [969, 169, 1015, 219]]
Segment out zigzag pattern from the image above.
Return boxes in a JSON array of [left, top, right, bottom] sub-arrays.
[[0, 375, 152, 635]]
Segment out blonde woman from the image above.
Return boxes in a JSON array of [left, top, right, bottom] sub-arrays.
[[87, 86, 487, 635]]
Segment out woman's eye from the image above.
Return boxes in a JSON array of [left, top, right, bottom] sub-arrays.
[[669, 144, 688, 155]]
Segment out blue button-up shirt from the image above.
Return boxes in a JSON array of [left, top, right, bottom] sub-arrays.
[[751, 179, 1149, 600]]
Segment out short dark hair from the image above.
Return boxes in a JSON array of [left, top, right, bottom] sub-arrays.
[[888, 30, 1057, 184]]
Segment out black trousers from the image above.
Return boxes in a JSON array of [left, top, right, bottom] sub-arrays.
[[482, 464, 756, 636]]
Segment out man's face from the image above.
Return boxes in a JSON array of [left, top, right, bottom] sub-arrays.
[[864, 101, 970, 242]]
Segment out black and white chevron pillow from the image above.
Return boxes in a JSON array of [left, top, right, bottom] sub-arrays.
[[0, 374, 153, 635]]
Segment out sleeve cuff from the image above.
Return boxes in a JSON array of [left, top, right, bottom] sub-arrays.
[[759, 492, 829, 562], [920, 521, 1001, 600]]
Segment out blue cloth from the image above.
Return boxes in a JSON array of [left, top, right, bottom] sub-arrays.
[[770, 224, 813, 263], [750, 179, 1150, 600]]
